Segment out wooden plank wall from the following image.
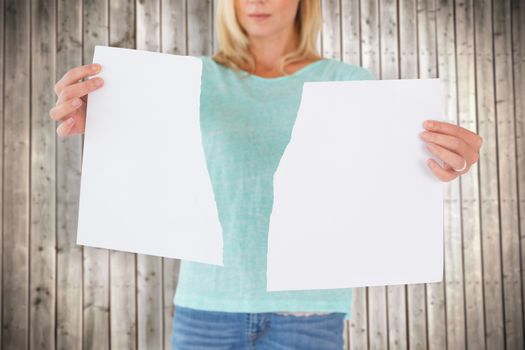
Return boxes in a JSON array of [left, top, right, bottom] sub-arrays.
[[2, 0, 524, 349]]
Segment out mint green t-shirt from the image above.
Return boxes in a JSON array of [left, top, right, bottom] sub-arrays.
[[173, 55, 375, 321]]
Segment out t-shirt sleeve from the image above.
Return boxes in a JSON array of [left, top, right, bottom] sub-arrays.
[[349, 66, 376, 80], [332, 61, 376, 81]]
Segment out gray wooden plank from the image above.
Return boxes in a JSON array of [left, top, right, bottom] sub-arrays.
[[30, 0, 57, 348], [431, 0, 458, 348], [420, 0, 450, 348], [416, 0, 444, 349], [187, 0, 213, 57], [136, 0, 164, 348], [56, 0, 84, 348], [320, 3, 348, 347], [322, 0, 342, 60], [348, 286, 369, 350], [403, 1, 428, 348], [0, 0, 4, 345], [160, 0, 186, 348], [511, 0, 525, 345], [493, 0, 524, 348], [3, 0, 30, 348], [109, 250, 136, 350], [163, 0, 187, 56], [82, 0, 110, 349], [379, 0, 398, 79], [472, 1, 505, 348], [379, 0, 408, 348], [135, 209, 163, 350], [108, 1, 137, 348], [359, 0, 380, 114], [460, 0, 490, 349], [360, 1, 387, 348], [341, 0, 360, 65], [340, 0, 368, 349]]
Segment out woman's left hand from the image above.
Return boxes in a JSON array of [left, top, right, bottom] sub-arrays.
[[419, 120, 483, 182]]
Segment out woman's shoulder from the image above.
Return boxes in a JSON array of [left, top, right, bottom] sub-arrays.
[[196, 55, 235, 77], [194, 55, 231, 83], [196, 55, 375, 82], [319, 58, 376, 81], [194, 55, 216, 70], [196, 55, 213, 68], [197, 55, 227, 69]]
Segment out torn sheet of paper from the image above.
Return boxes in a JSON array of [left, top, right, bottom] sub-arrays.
[[76, 45, 223, 265], [267, 78, 444, 291]]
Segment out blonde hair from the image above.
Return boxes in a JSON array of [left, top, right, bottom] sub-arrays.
[[212, 0, 323, 77]]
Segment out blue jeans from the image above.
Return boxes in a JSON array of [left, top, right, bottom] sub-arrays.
[[171, 305, 345, 350]]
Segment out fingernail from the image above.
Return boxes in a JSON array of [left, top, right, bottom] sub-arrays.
[[72, 99, 81, 107], [92, 64, 100, 72], [424, 120, 434, 128], [67, 117, 75, 125]]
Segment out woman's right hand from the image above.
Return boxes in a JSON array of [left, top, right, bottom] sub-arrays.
[[50, 63, 104, 137]]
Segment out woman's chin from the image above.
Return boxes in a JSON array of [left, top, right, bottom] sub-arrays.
[[242, 22, 279, 37]]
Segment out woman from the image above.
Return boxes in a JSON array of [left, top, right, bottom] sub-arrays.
[[50, 0, 483, 348]]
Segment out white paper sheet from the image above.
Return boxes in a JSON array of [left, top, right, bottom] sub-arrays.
[[76, 45, 223, 265], [267, 78, 444, 291]]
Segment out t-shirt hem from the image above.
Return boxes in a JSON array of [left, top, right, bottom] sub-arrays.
[[173, 293, 352, 320]]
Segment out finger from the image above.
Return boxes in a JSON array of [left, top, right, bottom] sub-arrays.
[[423, 120, 483, 150], [55, 63, 101, 96], [54, 105, 85, 135], [49, 97, 84, 121], [56, 117, 76, 137], [419, 131, 474, 162], [427, 158, 458, 182], [424, 141, 468, 172], [56, 77, 104, 105], [72, 109, 86, 134]]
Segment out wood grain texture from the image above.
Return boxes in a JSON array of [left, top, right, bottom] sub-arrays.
[[0, 0, 3, 346], [30, 0, 57, 348], [161, 2, 186, 348], [3, 0, 30, 349], [360, 1, 388, 349], [473, 0, 503, 349], [379, 0, 407, 348], [109, 1, 137, 349], [321, 1, 349, 347], [512, 1, 525, 348], [136, 1, 164, 348], [404, 1, 429, 349], [2, 1, 523, 349], [341, 1, 368, 348], [472, 2, 491, 341], [56, 0, 84, 349], [493, 1, 524, 349], [82, 0, 110, 349], [431, 0, 453, 348], [421, 1, 449, 350]]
